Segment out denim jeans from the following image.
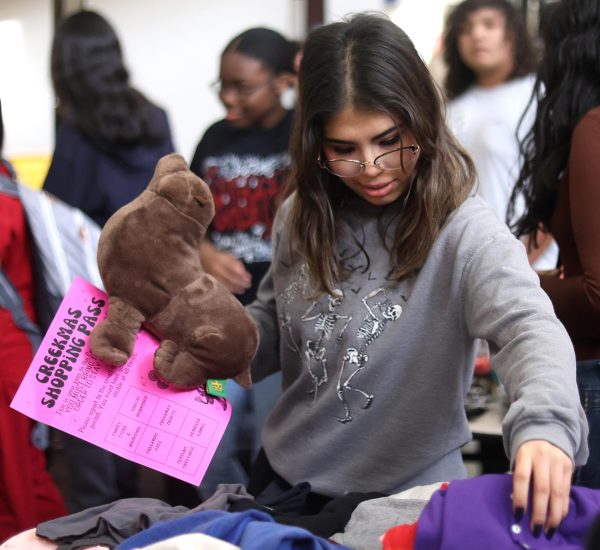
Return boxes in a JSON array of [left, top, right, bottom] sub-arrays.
[[573, 359, 600, 489]]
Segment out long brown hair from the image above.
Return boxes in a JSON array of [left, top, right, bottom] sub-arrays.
[[284, 13, 474, 295], [51, 11, 168, 145]]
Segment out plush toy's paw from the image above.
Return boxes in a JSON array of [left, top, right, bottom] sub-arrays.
[[234, 367, 253, 388], [90, 298, 144, 367], [154, 339, 178, 364], [154, 340, 208, 389], [90, 319, 135, 366], [189, 326, 253, 380]]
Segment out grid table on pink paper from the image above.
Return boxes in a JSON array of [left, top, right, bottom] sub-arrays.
[[106, 386, 218, 476]]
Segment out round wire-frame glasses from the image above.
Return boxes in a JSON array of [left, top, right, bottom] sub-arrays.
[[210, 78, 274, 98], [318, 144, 421, 178]]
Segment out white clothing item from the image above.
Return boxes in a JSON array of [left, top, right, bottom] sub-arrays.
[[447, 75, 558, 270], [389, 481, 446, 501]]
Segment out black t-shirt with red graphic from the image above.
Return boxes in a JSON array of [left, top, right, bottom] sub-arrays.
[[190, 110, 294, 303]]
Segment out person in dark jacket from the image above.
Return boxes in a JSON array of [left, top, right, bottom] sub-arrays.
[[42, 10, 174, 512]]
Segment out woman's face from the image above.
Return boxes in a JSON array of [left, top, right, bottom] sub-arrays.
[[217, 51, 284, 130], [321, 106, 420, 206]]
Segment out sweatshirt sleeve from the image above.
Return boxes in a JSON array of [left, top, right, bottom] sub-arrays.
[[246, 264, 281, 383], [245, 199, 292, 382], [539, 109, 600, 337], [462, 227, 588, 466]]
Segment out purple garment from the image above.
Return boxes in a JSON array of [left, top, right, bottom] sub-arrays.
[[415, 474, 600, 549]]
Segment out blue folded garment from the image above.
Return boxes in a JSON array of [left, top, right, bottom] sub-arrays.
[[116, 508, 351, 550]]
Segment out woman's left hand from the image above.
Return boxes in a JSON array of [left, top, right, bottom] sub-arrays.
[[512, 440, 573, 537]]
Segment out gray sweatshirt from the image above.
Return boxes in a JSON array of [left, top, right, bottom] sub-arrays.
[[247, 195, 588, 498]]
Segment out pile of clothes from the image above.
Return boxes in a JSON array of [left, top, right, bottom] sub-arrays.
[[2, 475, 600, 549]]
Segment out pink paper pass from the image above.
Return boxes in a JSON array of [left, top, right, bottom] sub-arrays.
[[10, 277, 232, 486]]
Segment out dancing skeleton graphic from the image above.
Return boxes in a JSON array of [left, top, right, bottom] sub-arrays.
[[336, 287, 403, 423], [277, 265, 404, 422], [279, 264, 311, 355], [301, 293, 352, 401]]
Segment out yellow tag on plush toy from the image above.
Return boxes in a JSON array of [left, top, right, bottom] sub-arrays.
[[206, 379, 227, 397]]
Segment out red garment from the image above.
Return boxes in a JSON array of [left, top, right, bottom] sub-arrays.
[[540, 106, 600, 359], [0, 168, 67, 542], [381, 482, 448, 550], [0, 162, 12, 178], [381, 522, 419, 550]]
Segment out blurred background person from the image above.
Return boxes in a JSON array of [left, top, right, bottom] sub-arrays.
[[444, 0, 557, 269], [188, 27, 298, 501], [510, 0, 600, 488], [43, 10, 174, 227], [191, 27, 297, 303], [42, 10, 174, 511], [0, 99, 68, 541]]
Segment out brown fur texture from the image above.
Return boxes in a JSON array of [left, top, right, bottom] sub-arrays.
[[90, 153, 258, 389]]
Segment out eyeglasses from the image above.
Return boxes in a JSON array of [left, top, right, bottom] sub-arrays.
[[318, 145, 420, 178], [210, 78, 273, 98]]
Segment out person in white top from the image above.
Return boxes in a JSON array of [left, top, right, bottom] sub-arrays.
[[443, 0, 557, 269]]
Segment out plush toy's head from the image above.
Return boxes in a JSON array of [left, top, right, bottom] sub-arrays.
[[90, 153, 258, 389], [147, 155, 215, 229]]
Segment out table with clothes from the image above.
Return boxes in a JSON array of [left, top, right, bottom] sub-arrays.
[[2, 474, 600, 549]]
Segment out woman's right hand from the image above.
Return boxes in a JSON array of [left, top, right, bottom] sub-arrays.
[[200, 241, 252, 295]]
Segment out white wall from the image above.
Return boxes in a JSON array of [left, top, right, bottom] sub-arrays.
[[325, 0, 387, 22], [0, 0, 446, 162], [0, 0, 53, 158], [0, 0, 305, 161]]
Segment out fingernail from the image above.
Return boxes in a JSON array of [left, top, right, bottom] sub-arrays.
[[533, 524, 543, 538], [545, 528, 556, 540], [514, 507, 524, 522]]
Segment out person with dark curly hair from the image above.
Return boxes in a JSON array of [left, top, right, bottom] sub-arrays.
[[444, 0, 535, 101], [444, 0, 557, 268], [510, 0, 600, 489]]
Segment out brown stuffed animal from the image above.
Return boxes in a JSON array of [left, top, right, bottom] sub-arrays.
[[89, 153, 258, 389]]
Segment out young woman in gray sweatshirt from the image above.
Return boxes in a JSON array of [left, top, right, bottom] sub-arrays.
[[245, 13, 588, 539]]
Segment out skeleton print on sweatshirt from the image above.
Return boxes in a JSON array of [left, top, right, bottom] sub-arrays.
[[278, 251, 408, 423]]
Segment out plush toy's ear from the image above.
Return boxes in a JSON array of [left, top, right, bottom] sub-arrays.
[[156, 153, 188, 176], [147, 153, 189, 192]]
